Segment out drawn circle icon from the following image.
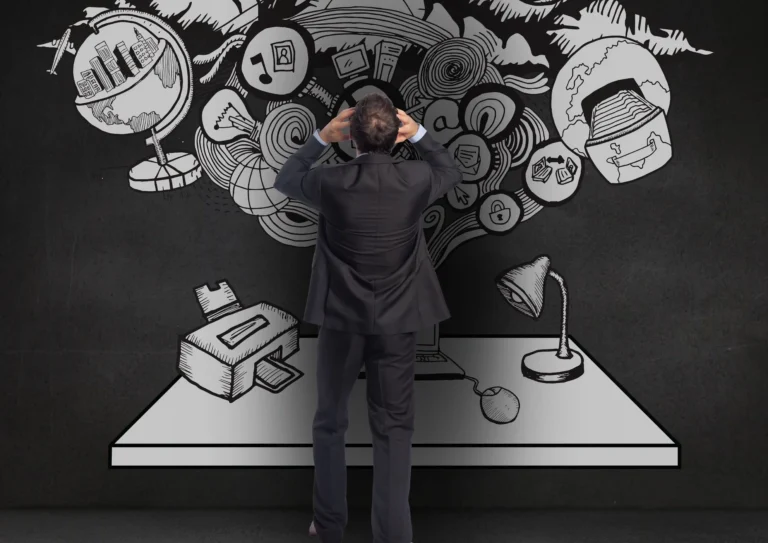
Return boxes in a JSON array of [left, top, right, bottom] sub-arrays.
[[476, 191, 522, 236], [551, 37, 670, 157], [460, 84, 523, 144], [332, 79, 404, 161], [200, 87, 260, 144], [229, 155, 288, 216], [446, 183, 479, 211], [522, 140, 583, 206], [446, 132, 492, 183], [422, 99, 462, 145], [237, 21, 314, 99], [418, 38, 487, 99], [259, 102, 316, 170]]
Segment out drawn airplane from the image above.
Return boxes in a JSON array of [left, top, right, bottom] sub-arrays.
[[37, 27, 76, 75]]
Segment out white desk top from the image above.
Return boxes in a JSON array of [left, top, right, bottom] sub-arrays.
[[111, 336, 678, 467]]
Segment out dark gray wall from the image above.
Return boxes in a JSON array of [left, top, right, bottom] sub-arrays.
[[1, 0, 766, 508]]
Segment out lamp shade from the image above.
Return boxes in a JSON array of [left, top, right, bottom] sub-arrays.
[[495, 255, 550, 319]]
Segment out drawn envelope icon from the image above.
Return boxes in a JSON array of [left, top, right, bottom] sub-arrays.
[[454, 144, 480, 175]]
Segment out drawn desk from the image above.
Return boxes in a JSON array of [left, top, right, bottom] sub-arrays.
[[110, 337, 679, 467]]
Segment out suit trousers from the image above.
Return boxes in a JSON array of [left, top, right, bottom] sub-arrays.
[[312, 327, 417, 543]]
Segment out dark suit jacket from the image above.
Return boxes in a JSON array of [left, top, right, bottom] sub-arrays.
[[274, 131, 463, 334]]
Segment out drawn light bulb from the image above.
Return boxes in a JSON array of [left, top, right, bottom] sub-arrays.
[[201, 87, 261, 144]]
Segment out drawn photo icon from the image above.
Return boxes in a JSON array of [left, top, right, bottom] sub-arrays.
[[237, 21, 314, 99], [522, 140, 583, 206], [271, 40, 295, 72]]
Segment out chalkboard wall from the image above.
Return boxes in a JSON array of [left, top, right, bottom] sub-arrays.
[[1, 0, 766, 507]]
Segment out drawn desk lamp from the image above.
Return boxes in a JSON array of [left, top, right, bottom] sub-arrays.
[[495, 255, 584, 383]]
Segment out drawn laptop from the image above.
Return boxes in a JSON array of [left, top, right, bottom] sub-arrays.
[[359, 326, 465, 381]]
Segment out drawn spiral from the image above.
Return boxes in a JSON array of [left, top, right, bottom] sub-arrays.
[[420, 205, 445, 243], [259, 102, 316, 171], [418, 39, 487, 99]]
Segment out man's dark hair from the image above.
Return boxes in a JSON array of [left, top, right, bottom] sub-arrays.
[[349, 93, 399, 154]]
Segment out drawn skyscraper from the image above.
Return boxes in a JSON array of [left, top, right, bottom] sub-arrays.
[[76, 79, 93, 98], [75, 68, 103, 98], [95, 41, 126, 86], [114, 41, 140, 76], [134, 29, 158, 55], [81, 69, 103, 95], [89, 56, 114, 91]]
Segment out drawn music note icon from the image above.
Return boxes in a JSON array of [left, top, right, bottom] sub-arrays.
[[249, 53, 273, 84]]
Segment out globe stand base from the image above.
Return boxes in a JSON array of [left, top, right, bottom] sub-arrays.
[[129, 152, 202, 192], [521, 349, 584, 383]]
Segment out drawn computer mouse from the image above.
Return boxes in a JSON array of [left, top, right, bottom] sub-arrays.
[[480, 386, 520, 424]]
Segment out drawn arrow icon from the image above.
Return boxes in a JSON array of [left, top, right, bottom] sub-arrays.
[[455, 185, 470, 205], [547, 156, 565, 164], [406, 97, 431, 116]]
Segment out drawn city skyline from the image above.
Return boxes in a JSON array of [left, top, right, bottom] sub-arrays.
[[76, 28, 160, 99]]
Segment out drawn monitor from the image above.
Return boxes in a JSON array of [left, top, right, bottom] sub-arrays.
[[359, 325, 465, 381], [332, 44, 369, 80]]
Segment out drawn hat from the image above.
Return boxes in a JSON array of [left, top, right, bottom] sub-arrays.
[[585, 89, 663, 148]]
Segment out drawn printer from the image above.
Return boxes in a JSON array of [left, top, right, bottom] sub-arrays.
[[177, 281, 301, 402]]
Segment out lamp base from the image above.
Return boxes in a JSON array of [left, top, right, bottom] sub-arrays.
[[521, 349, 584, 383]]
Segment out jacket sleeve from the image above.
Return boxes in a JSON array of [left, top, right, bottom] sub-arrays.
[[410, 128, 464, 206], [273, 130, 329, 210]]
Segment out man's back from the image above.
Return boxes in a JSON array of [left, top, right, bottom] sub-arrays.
[[320, 153, 429, 278], [276, 129, 462, 335]]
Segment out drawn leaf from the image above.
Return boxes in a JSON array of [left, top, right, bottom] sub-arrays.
[[467, 0, 568, 22], [632, 16, 713, 56], [150, 0, 258, 29], [463, 16, 548, 67], [549, 0, 712, 57], [548, 0, 627, 57]]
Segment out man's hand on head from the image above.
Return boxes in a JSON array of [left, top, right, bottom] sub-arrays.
[[318, 107, 355, 144], [395, 109, 419, 143]]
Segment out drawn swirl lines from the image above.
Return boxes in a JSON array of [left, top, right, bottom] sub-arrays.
[[505, 107, 549, 168], [418, 39, 487, 99], [259, 103, 316, 171]]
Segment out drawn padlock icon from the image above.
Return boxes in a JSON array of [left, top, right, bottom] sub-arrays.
[[490, 200, 511, 225]]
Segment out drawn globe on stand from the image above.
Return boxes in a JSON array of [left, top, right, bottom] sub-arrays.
[[72, 10, 200, 192]]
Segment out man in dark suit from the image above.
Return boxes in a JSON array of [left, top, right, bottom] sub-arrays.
[[274, 93, 463, 543]]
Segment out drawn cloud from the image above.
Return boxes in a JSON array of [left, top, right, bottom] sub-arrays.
[[150, 0, 259, 30], [426, 3, 548, 67], [468, 0, 569, 22], [549, 0, 713, 57]]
